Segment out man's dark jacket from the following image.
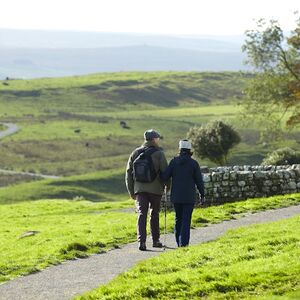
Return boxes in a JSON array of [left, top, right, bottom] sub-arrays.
[[161, 153, 205, 204]]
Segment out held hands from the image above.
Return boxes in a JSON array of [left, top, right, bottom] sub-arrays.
[[200, 195, 207, 205], [165, 185, 171, 193]]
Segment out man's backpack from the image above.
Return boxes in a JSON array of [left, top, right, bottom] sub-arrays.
[[133, 147, 158, 183]]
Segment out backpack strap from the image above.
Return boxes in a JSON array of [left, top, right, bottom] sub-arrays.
[[132, 146, 158, 162], [143, 146, 159, 157]]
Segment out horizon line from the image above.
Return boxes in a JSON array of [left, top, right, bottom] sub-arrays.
[[0, 27, 245, 37]]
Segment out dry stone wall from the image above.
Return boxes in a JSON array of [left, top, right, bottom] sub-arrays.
[[202, 164, 300, 204]]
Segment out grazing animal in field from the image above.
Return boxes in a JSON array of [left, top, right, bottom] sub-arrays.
[[2, 82, 9, 86], [74, 129, 81, 133], [120, 121, 130, 129], [85, 142, 89, 147]]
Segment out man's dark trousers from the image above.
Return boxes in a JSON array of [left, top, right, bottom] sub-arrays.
[[173, 203, 194, 247], [136, 192, 161, 243]]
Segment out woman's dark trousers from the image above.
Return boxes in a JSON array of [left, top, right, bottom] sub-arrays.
[[173, 203, 194, 247]]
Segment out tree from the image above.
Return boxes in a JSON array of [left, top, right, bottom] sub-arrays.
[[187, 120, 241, 166], [242, 14, 300, 141]]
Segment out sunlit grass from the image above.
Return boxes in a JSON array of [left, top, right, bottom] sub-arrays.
[[1, 193, 300, 284], [77, 214, 300, 300]]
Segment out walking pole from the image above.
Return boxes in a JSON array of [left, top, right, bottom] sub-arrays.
[[164, 187, 167, 250]]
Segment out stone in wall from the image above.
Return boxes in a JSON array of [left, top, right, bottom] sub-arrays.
[[201, 164, 300, 205]]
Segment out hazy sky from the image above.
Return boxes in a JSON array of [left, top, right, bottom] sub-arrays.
[[0, 0, 299, 35]]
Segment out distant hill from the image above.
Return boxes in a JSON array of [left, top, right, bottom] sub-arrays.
[[0, 29, 249, 79], [0, 29, 243, 50], [0, 71, 249, 108], [0, 46, 249, 79]]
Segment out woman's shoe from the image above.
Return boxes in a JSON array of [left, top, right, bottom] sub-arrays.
[[139, 242, 147, 251]]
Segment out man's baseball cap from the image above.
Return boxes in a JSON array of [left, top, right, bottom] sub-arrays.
[[179, 139, 192, 149], [144, 129, 162, 140]]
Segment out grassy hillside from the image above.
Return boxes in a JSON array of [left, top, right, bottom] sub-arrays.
[[0, 169, 126, 204], [78, 215, 300, 300], [0, 71, 299, 180], [0, 71, 248, 177], [0, 72, 246, 111], [1, 71, 299, 300], [0, 173, 41, 187], [1, 193, 299, 283]]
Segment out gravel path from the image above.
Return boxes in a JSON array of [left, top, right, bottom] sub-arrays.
[[0, 123, 19, 139], [0, 123, 60, 179], [0, 205, 299, 300], [0, 169, 60, 180]]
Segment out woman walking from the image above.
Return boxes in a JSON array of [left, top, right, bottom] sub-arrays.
[[161, 139, 205, 247]]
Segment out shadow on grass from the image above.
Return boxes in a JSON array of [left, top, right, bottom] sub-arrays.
[[47, 173, 127, 201]]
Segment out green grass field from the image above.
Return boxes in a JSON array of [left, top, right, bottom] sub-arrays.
[[1, 71, 300, 298], [0, 169, 126, 204], [1, 193, 299, 284], [0, 173, 40, 187], [77, 215, 300, 300], [1, 71, 299, 179]]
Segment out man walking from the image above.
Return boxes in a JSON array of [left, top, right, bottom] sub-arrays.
[[126, 129, 169, 251]]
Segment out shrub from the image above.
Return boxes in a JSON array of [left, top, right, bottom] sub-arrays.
[[187, 120, 241, 165], [262, 147, 300, 165]]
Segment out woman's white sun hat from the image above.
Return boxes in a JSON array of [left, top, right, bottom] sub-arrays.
[[179, 139, 192, 150]]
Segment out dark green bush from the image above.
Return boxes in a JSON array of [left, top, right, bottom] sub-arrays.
[[262, 147, 300, 165], [187, 120, 241, 165]]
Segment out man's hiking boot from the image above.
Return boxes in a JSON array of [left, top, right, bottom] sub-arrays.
[[152, 240, 163, 248], [139, 242, 147, 251]]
